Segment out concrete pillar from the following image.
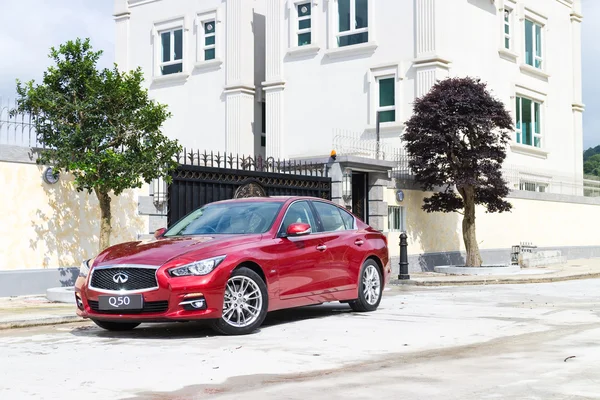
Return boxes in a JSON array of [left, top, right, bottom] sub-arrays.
[[367, 173, 389, 232], [571, 1, 584, 194], [329, 162, 345, 207], [263, 0, 286, 159], [414, 0, 451, 97], [113, 0, 130, 71], [264, 85, 285, 159], [415, 0, 436, 59], [224, 0, 255, 155]]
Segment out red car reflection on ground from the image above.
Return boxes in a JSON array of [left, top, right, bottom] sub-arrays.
[[75, 196, 391, 335]]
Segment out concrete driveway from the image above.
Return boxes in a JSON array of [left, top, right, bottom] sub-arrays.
[[1, 281, 600, 399]]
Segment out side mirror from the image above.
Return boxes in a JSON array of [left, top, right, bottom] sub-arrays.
[[286, 223, 311, 237], [154, 227, 167, 239]]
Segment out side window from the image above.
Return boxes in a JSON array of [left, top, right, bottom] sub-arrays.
[[339, 208, 355, 230], [312, 202, 346, 232], [280, 201, 317, 233], [159, 28, 183, 75]]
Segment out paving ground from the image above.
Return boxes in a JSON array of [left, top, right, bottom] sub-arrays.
[[397, 258, 600, 286], [1, 281, 600, 399], [0, 295, 77, 329]]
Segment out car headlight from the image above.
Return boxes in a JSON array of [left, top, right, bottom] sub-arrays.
[[79, 258, 94, 278], [168, 256, 226, 277]]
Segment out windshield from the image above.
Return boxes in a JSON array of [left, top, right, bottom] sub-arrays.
[[164, 201, 283, 236]]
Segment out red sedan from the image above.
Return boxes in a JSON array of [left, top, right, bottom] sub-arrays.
[[75, 196, 391, 335]]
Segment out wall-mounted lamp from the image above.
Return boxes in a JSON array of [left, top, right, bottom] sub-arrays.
[[396, 189, 404, 203], [42, 167, 59, 185], [342, 168, 352, 201], [152, 177, 167, 208]]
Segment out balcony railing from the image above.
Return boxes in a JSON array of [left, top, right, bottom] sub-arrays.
[[332, 131, 598, 198], [0, 97, 42, 148]]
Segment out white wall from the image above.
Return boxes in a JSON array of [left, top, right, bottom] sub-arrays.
[[383, 187, 600, 259], [270, 0, 583, 186], [116, 0, 264, 155], [279, 0, 415, 159], [0, 161, 147, 270], [449, 0, 581, 182], [123, 0, 226, 152], [118, 0, 584, 187]]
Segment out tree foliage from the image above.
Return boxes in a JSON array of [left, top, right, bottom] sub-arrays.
[[401, 77, 514, 267], [12, 38, 181, 251], [583, 146, 600, 177], [583, 145, 600, 162]]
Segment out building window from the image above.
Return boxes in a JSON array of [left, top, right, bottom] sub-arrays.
[[524, 18, 543, 69], [388, 206, 405, 232], [195, 11, 221, 66], [503, 8, 512, 50], [203, 20, 216, 60], [377, 77, 395, 123], [515, 96, 542, 148], [369, 64, 400, 128], [297, 3, 312, 46], [337, 0, 368, 47], [160, 28, 183, 75], [519, 181, 547, 192]]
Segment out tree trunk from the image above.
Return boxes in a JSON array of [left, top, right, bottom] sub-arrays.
[[94, 187, 112, 252], [461, 186, 482, 267]]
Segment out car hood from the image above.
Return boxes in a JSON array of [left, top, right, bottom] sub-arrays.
[[93, 235, 262, 267]]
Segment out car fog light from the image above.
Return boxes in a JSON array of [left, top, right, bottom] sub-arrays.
[[191, 300, 205, 309], [179, 297, 207, 311], [75, 294, 84, 311]]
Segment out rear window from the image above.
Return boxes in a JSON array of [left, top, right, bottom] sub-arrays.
[[339, 207, 355, 230], [312, 201, 346, 232]]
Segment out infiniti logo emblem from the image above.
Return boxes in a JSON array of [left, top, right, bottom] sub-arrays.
[[113, 272, 129, 284]]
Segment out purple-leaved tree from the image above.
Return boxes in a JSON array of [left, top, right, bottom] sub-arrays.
[[402, 77, 514, 267]]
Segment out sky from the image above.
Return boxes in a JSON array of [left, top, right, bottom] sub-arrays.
[[0, 0, 599, 149]]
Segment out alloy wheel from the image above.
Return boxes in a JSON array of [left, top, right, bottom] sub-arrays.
[[222, 276, 263, 328], [362, 264, 381, 305]]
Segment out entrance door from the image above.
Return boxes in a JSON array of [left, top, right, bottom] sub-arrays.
[[351, 172, 368, 223]]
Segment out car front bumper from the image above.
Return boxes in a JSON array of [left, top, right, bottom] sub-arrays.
[[74, 270, 228, 322]]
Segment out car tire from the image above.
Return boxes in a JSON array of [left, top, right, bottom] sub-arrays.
[[349, 259, 383, 312], [210, 267, 269, 336], [91, 319, 141, 331]]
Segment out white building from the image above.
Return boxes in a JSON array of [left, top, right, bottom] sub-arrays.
[[114, 0, 265, 156], [112, 0, 594, 270], [114, 0, 584, 187]]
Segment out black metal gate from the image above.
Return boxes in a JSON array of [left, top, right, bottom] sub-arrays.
[[167, 150, 331, 226]]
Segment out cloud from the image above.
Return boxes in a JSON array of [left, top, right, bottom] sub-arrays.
[[0, 0, 114, 100]]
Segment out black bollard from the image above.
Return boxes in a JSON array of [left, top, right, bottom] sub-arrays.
[[398, 232, 410, 280]]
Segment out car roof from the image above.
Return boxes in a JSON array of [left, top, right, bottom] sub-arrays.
[[209, 196, 323, 205]]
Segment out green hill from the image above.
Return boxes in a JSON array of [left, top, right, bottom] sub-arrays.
[[584, 145, 600, 177]]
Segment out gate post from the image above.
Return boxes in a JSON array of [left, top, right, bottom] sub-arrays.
[[398, 232, 410, 280]]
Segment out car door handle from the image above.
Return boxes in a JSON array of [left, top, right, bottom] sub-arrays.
[[354, 239, 364, 246], [316, 245, 327, 251]]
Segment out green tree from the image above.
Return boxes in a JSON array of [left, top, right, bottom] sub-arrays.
[[402, 77, 514, 267], [584, 154, 600, 177], [583, 145, 600, 163], [12, 38, 181, 252]]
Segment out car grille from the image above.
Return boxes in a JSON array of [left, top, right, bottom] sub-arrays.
[[90, 267, 158, 291], [88, 300, 169, 314]]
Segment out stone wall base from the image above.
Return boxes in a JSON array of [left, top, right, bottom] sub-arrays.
[[389, 246, 600, 274]]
